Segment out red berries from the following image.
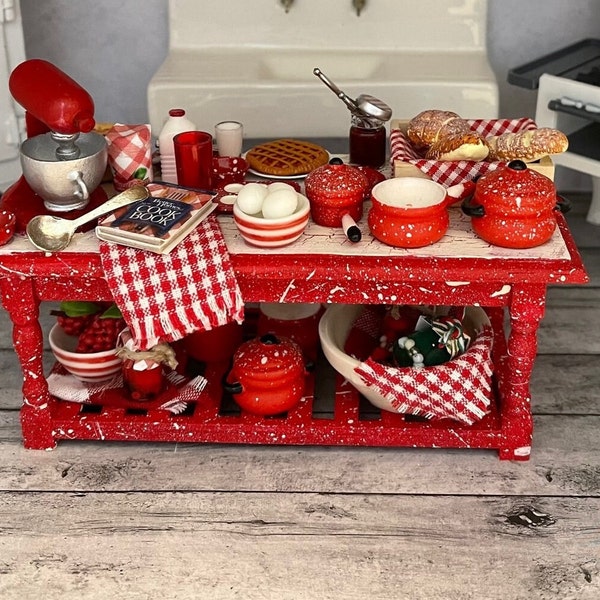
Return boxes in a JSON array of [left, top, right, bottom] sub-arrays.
[[55, 313, 94, 337], [75, 313, 127, 353], [53, 301, 126, 354]]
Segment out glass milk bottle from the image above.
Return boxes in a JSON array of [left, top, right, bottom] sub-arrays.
[[158, 108, 196, 184]]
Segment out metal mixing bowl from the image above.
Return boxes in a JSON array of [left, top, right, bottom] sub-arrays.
[[20, 132, 108, 212]]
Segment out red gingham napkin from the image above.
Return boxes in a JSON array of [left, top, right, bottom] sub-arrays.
[[48, 364, 207, 414], [99, 216, 245, 350], [390, 118, 537, 187], [354, 326, 494, 425]]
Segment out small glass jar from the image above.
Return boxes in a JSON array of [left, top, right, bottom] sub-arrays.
[[116, 330, 178, 401], [349, 115, 387, 168], [122, 360, 165, 401]]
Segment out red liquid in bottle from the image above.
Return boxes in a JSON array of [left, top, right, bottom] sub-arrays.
[[349, 125, 386, 168]]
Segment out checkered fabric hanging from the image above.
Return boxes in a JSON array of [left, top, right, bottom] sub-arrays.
[[99, 216, 245, 351], [354, 326, 494, 425], [390, 118, 537, 187]]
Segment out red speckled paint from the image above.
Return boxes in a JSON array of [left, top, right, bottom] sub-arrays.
[[0, 210, 588, 459]]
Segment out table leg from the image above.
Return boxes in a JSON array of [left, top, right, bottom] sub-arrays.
[[499, 284, 546, 460], [0, 276, 56, 450]]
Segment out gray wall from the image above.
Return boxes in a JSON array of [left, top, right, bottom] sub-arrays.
[[19, 0, 600, 188]]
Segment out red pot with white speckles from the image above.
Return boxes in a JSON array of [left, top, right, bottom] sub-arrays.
[[462, 160, 569, 249], [223, 334, 306, 416], [368, 177, 473, 248], [304, 162, 368, 227]]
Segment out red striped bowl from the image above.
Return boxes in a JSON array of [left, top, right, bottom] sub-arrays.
[[233, 193, 310, 248], [49, 324, 122, 383]]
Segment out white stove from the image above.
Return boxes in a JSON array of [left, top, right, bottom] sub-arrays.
[[510, 39, 600, 224]]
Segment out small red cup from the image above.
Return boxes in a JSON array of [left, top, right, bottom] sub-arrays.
[[174, 131, 213, 189]]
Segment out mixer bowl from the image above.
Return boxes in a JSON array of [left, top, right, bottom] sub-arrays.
[[20, 132, 108, 212]]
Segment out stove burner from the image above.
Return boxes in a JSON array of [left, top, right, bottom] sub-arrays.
[[576, 66, 600, 87]]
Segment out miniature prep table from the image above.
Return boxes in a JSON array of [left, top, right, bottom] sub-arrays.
[[0, 204, 588, 459]]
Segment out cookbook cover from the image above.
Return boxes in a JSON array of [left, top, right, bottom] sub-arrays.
[[96, 182, 217, 254]]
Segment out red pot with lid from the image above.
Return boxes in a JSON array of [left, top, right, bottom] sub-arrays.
[[304, 160, 368, 227], [223, 334, 307, 416], [461, 160, 570, 249]]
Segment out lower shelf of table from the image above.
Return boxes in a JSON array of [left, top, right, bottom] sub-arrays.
[[35, 368, 523, 460]]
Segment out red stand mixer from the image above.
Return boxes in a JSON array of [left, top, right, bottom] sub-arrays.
[[0, 59, 109, 233]]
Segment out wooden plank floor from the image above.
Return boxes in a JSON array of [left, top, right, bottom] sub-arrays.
[[0, 195, 599, 600]]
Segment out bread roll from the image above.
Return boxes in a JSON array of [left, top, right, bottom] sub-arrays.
[[407, 109, 488, 161], [486, 128, 569, 162]]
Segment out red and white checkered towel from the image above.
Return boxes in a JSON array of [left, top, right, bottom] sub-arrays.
[[354, 326, 494, 425], [390, 118, 538, 187], [99, 216, 245, 350], [48, 364, 207, 414]]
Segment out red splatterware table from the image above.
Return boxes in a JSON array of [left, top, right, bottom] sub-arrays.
[[0, 206, 588, 459]]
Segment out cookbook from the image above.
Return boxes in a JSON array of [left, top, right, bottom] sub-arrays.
[[96, 182, 217, 254]]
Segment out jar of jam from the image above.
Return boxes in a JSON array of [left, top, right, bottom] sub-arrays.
[[349, 115, 387, 168], [116, 329, 178, 401]]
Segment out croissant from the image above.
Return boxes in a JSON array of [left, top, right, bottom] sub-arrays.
[[485, 128, 569, 162], [407, 110, 489, 161]]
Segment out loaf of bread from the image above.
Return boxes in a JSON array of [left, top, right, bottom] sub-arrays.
[[407, 110, 489, 161], [486, 128, 569, 162]]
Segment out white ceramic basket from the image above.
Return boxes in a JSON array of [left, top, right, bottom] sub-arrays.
[[318, 304, 491, 412]]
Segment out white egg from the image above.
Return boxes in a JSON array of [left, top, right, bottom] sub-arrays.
[[236, 183, 268, 215], [224, 183, 245, 194], [261, 189, 299, 219], [267, 182, 295, 193]]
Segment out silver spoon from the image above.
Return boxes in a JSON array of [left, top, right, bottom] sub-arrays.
[[26, 185, 149, 252]]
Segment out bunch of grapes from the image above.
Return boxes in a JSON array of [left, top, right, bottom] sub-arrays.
[[53, 301, 126, 353]]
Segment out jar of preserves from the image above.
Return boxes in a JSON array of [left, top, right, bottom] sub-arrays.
[[349, 115, 387, 168]]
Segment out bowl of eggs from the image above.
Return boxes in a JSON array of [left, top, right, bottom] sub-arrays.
[[233, 182, 310, 248]]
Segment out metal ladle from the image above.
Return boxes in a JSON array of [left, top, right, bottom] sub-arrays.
[[313, 67, 392, 122], [26, 185, 149, 252]]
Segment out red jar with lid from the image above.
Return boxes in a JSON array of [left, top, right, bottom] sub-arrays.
[[304, 162, 368, 227], [349, 116, 387, 168]]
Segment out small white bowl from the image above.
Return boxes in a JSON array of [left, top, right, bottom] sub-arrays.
[[233, 193, 310, 248], [49, 323, 122, 383], [318, 304, 491, 412]]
